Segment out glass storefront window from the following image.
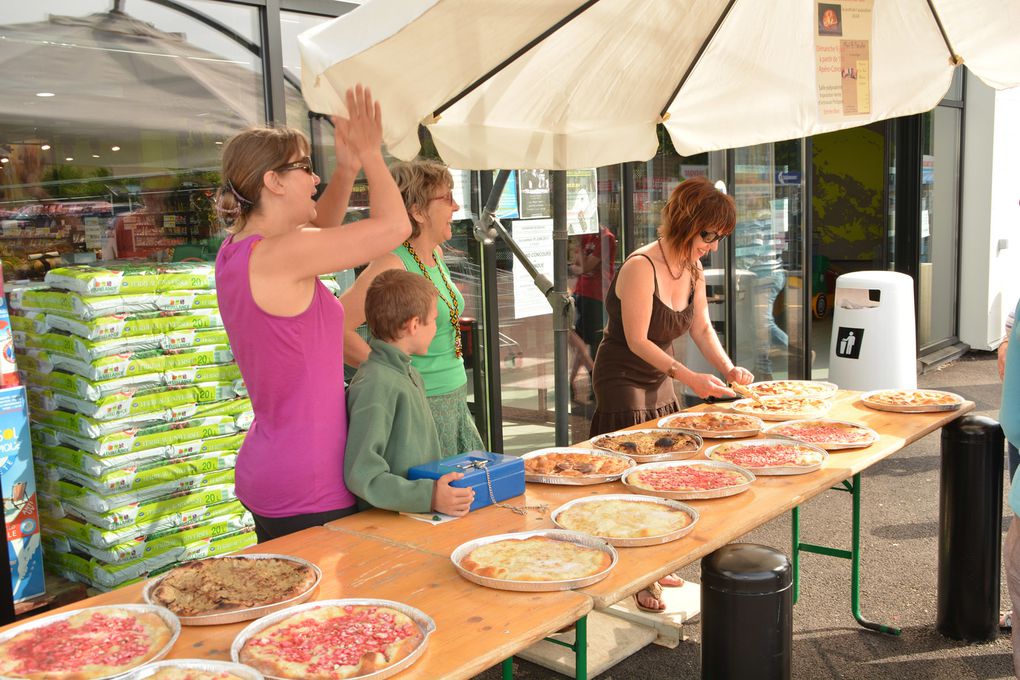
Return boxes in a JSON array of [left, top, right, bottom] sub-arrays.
[[918, 107, 961, 349], [730, 141, 806, 381], [0, 0, 263, 276]]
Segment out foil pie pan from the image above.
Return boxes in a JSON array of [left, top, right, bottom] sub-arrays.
[[860, 389, 964, 413], [763, 418, 879, 450], [0, 604, 181, 680], [729, 397, 832, 421], [451, 529, 618, 592], [621, 459, 756, 500], [551, 493, 699, 547], [521, 447, 635, 485], [704, 439, 829, 475], [129, 659, 264, 680], [230, 599, 434, 680], [143, 553, 321, 626], [656, 412, 763, 439], [591, 428, 704, 463], [748, 379, 839, 399]]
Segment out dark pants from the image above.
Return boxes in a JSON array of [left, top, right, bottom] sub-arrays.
[[250, 505, 359, 543], [1010, 442, 1019, 481]]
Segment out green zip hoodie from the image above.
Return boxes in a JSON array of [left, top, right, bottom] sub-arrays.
[[344, 337, 441, 512]]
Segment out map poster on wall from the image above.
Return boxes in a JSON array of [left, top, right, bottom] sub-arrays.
[[815, 0, 873, 120], [511, 218, 554, 319]]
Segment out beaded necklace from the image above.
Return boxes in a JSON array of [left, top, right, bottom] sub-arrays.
[[402, 241, 463, 358]]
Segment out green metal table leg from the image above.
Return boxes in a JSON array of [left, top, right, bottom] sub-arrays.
[[849, 473, 901, 635], [540, 614, 588, 680], [791, 474, 901, 635], [574, 614, 587, 680], [501, 656, 513, 680]]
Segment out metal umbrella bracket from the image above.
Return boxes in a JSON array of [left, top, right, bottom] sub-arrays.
[[474, 169, 575, 446]]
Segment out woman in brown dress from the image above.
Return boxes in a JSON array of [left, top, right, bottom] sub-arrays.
[[589, 176, 754, 611]]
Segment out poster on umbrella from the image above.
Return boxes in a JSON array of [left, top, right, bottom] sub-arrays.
[[815, 0, 873, 120]]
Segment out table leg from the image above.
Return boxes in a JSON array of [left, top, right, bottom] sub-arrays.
[[541, 614, 588, 680], [501, 656, 513, 679], [791, 473, 901, 635]]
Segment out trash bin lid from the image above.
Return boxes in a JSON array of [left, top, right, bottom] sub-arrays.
[[701, 543, 791, 594]]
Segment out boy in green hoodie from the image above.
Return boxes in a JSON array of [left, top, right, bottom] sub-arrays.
[[344, 269, 475, 515]]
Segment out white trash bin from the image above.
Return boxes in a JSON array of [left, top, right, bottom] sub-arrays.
[[828, 271, 916, 391]]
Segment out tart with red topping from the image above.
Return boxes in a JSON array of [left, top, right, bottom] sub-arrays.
[[0, 605, 174, 679], [706, 439, 827, 474], [238, 603, 424, 680], [765, 419, 878, 450], [626, 463, 750, 493]]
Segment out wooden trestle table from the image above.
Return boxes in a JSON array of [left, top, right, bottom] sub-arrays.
[[326, 390, 974, 676], [0, 390, 971, 680], [0, 526, 591, 680]]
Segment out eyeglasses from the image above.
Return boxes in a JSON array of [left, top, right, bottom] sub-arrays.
[[429, 191, 456, 206], [700, 230, 726, 243], [274, 156, 314, 175]]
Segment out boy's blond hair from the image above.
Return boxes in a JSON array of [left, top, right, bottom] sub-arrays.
[[365, 269, 438, 341]]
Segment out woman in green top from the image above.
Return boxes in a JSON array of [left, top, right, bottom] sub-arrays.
[[341, 159, 484, 456]]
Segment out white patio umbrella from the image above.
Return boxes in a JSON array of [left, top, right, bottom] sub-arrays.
[[299, 0, 1020, 170], [298, 0, 1020, 448]]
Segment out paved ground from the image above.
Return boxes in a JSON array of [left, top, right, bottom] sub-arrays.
[[474, 351, 1014, 679]]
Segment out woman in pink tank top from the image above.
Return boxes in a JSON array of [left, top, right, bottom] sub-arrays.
[[214, 86, 411, 542]]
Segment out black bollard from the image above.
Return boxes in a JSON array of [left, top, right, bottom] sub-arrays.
[[936, 414, 1004, 642], [702, 543, 792, 680]]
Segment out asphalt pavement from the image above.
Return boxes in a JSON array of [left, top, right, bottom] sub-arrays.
[[473, 350, 1015, 680]]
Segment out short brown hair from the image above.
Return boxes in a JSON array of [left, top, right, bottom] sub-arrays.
[[658, 176, 736, 281], [365, 269, 438, 341], [216, 125, 309, 233], [390, 159, 454, 239]]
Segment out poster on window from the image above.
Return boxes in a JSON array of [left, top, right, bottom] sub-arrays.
[[518, 169, 550, 218], [511, 219, 554, 318], [490, 171, 520, 219], [815, 0, 873, 120], [566, 169, 599, 235]]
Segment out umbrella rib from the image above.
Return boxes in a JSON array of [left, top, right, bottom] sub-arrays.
[[433, 0, 603, 118], [659, 0, 737, 119], [924, 0, 963, 65]]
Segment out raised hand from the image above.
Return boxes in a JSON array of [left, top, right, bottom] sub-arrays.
[[342, 84, 383, 162], [329, 115, 360, 176]]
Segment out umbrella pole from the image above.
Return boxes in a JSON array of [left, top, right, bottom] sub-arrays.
[[476, 170, 574, 447]]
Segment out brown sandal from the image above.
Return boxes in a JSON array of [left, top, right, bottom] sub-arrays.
[[633, 581, 665, 613]]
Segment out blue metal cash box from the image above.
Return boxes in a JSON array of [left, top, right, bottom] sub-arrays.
[[407, 451, 525, 512]]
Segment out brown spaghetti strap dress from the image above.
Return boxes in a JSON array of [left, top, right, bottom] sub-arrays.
[[589, 253, 695, 437]]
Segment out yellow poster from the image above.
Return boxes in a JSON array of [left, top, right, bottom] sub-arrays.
[[815, 0, 873, 120]]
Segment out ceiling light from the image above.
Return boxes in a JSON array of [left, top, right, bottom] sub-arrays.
[[65, 157, 73, 161], [35, 92, 55, 97], [0, 158, 7, 164], [111, 146, 120, 151], [40, 144, 51, 150], [91, 154, 100, 158], [215, 141, 223, 145]]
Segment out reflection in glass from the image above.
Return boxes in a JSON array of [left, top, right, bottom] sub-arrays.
[[918, 107, 961, 348], [0, 0, 263, 276]]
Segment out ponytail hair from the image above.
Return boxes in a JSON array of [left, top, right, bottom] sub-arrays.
[[216, 125, 309, 233]]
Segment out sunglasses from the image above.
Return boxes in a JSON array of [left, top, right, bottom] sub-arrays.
[[429, 191, 456, 206], [700, 230, 726, 243], [274, 156, 314, 175]]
